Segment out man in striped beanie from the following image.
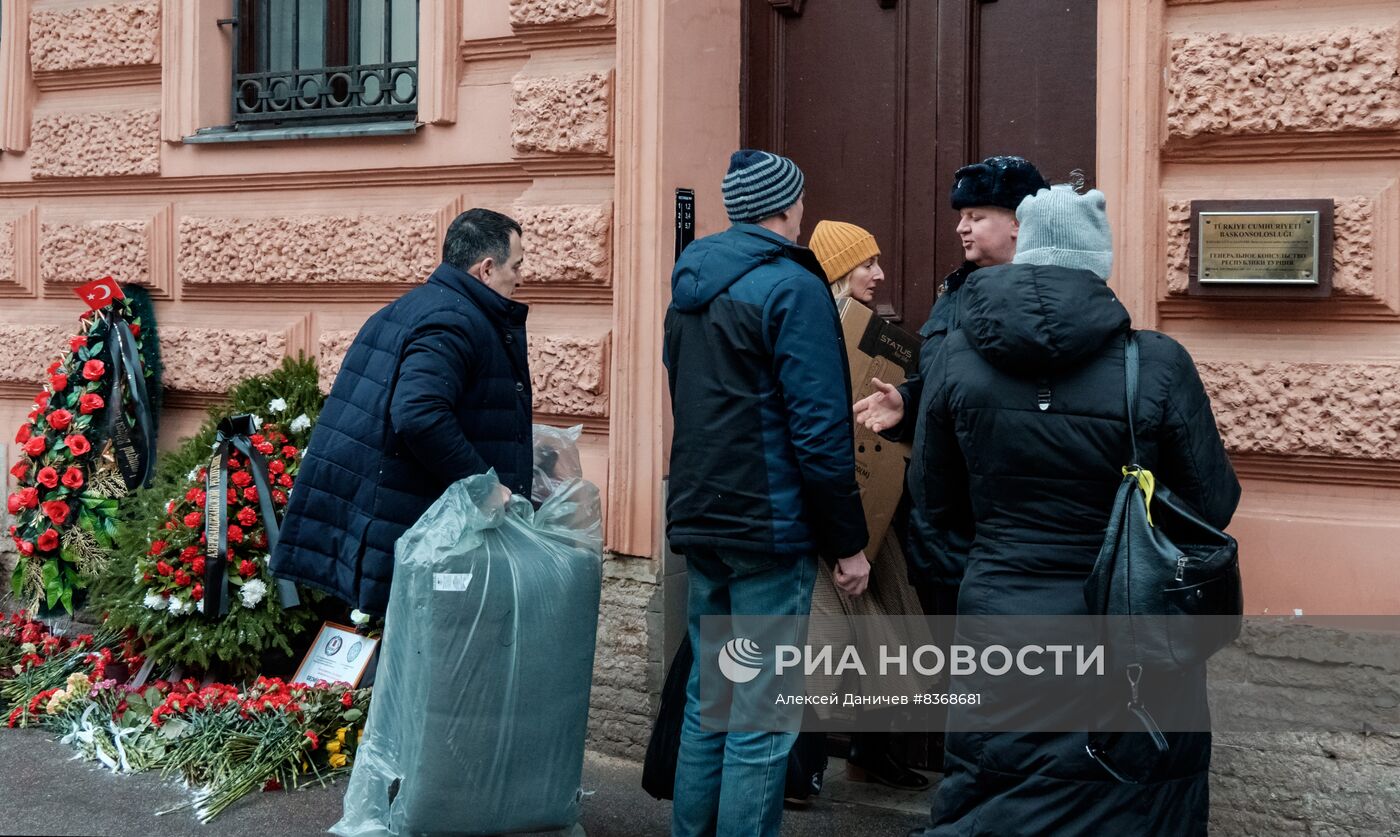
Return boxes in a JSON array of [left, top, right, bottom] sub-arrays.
[[664, 150, 870, 837]]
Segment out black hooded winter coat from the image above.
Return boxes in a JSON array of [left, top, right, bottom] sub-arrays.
[[915, 263, 1240, 836]]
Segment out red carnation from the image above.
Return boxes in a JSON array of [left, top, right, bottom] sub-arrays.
[[282, 446, 298, 458], [6, 495, 20, 515], [17, 488, 38, 509], [231, 471, 252, 488], [64, 434, 91, 456], [50, 374, 68, 392], [130, 323, 141, 337], [35, 391, 50, 409], [191, 557, 205, 576], [183, 512, 202, 529], [36, 467, 59, 489], [341, 692, 354, 708], [18, 540, 33, 556], [37, 529, 59, 553], [242, 486, 258, 503], [226, 489, 238, 505], [78, 393, 104, 415], [238, 559, 257, 578], [279, 474, 293, 488], [155, 561, 173, 577], [23, 436, 47, 457], [191, 583, 203, 602], [185, 486, 202, 503], [237, 507, 257, 528], [41, 500, 70, 526], [61, 467, 84, 490], [272, 490, 287, 506], [304, 731, 319, 749], [81, 359, 105, 381], [47, 361, 61, 375], [268, 460, 286, 475], [250, 434, 265, 446], [180, 545, 198, 561], [69, 336, 87, 352], [15, 424, 31, 444], [257, 441, 274, 456], [45, 410, 73, 432], [174, 570, 191, 588], [10, 461, 29, 480], [149, 540, 168, 556], [227, 525, 244, 544]]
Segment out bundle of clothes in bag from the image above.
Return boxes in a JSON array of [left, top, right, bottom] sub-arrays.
[[335, 426, 602, 837]]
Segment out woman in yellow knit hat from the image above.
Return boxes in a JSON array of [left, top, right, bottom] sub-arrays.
[[810, 220, 885, 303], [804, 220, 932, 793]]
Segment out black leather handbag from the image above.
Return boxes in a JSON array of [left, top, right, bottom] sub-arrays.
[[1084, 332, 1242, 777]]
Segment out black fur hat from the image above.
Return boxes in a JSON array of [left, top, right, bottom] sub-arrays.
[[950, 156, 1049, 211]]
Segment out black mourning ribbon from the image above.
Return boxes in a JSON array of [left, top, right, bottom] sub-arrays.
[[100, 307, 155, 489], [203, 414, 301, 619]]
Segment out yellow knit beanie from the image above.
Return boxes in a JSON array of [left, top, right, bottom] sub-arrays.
[[809, 220, 880, 284]]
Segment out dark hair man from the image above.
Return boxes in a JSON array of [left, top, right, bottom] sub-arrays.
[[271, 208, 531, 615], [664, 149, 870, 837]]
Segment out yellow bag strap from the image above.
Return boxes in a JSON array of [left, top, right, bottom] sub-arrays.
[[1123, 466, 1155, 527]]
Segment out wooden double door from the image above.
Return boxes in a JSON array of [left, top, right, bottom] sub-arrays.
[[743, 0, 1098, 327]]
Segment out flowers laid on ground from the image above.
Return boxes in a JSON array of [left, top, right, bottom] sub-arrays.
[[93, 358, 325, 679], [7, 290, 161, 614], [0, 609, 370, 822]]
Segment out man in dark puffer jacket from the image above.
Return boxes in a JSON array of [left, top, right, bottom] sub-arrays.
[[271, 209, 532, 616], [911, 186, 1240, 836]]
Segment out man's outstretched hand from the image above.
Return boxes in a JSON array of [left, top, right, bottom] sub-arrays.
[[853, 378, 904, 435]]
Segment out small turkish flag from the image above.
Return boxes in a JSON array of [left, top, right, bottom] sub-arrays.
[[73, 276, 124, 310]]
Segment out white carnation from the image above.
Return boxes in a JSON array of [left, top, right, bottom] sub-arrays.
[[188, 467, 201, 480], [289, 414, 311, 433], [167, 596, 185, 614], [350, 609, 371, 626], [143, 593, 165, 610], [240, 579, 267, 609], [268, 398, 288, 413], [250, 415, 263, 430], [196, 599, 205, 613]]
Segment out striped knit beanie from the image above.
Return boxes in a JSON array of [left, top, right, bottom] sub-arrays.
[[722, 150, 805, 225]]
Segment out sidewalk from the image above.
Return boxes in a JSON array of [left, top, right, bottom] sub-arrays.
[[0, 728, 933, 836]]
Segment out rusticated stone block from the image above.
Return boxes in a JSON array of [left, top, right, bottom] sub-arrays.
[[41, 220, 150, 288], [0, 324, 74, 384], [179, 214, 437, 285], [160, 327, 288, 394], [515, 204, 612, 286], [1198, 360, 1400, 460], [1165, 197, 1375, 297], [588, 566, 659, 758], [30, 0, 160, 73], [31, 109, 160, 178], [316, 330, 360, 393], [512, 72, 612, 155], [0, 219, 15, 282], [530, 333, 608, 417], [509, 0, 611, 27], [1167, 27, 1400, 140]]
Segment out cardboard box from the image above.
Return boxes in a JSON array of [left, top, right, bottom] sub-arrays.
[[838, 299, 922, 561]]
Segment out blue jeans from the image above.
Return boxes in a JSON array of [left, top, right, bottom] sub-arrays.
[[671, 547, 817, 837]]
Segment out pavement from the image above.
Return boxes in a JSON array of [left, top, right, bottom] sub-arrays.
[[0, 728, 935, 836]]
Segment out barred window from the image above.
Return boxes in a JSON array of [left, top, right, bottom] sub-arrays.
[[231, 0, 418, 127]]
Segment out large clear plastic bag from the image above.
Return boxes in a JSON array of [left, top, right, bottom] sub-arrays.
[[333, 469, 603, 837]]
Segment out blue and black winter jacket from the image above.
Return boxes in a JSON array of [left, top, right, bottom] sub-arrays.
[[663, 224, 868, 563]]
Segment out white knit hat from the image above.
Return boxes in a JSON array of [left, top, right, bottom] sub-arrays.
[[1014, 184, 1113, 280]]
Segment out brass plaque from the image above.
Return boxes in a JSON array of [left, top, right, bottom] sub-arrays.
[[1198, 211, 1320, 285]]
